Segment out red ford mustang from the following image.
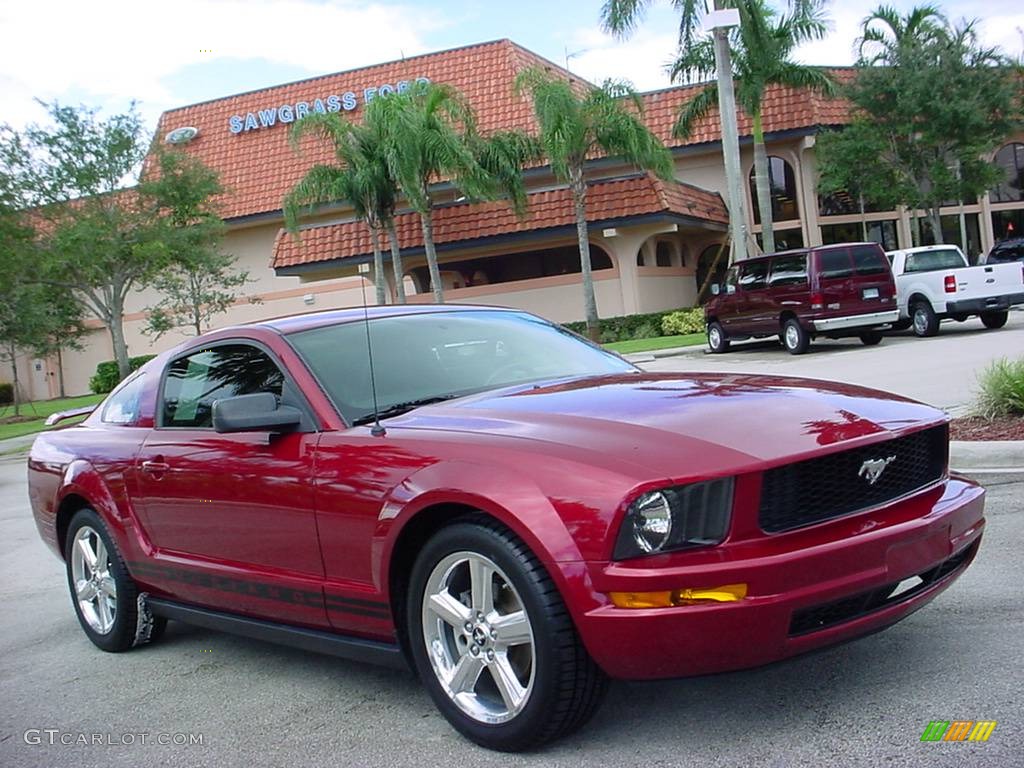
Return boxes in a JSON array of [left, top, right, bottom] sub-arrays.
[[28, 306, 985, 751]]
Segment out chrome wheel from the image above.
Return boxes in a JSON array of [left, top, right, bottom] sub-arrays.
[[785, 324, 800, 349], [709, 326, 722, 348], [70, 526, 117, 635], [913, 309, 927, 335], [421, 551, 535, 725]]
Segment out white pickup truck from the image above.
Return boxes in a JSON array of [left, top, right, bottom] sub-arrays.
[[886, 245, 1024, 336]]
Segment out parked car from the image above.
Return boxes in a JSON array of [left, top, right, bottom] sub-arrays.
[[983, 236, 1024, 265], [886, 245, 1024, 336], [704, 242, 899, 355], [29, 306, 985, 751]]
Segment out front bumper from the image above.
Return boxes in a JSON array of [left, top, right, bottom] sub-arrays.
[[811, 309, 900, 332], [946, 292, 1024, 314], [576, 477, 984, 680]]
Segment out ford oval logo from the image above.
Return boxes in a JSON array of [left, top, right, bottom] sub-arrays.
[[165, 126, 199, 145]]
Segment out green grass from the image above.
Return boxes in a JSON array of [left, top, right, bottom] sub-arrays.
[[604, 333, 706, 355], [0, 393, 105, 441], [975, 357, 1024, 419]]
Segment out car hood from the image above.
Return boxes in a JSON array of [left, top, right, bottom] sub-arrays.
[[388, 373, 946, 480]]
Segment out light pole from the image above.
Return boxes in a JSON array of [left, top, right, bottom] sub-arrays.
[[706, 4, 748, 262]]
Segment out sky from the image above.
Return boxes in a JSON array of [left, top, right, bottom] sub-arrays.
[[1, 0, 1022, 136]]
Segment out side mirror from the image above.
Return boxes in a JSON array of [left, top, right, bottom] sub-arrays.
[[710, 284, 721, 296], [726, 284, 737, 295], [212, 392, 302, 434]]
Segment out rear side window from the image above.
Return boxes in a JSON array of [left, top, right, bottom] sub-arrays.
[[161, 344, 285, 428], [851, 245, 891, 276], [738, 260, 769, 290], [101, 373, 146, 425], [769, 254, 808, 287], [904, 248, 966, 273], [817, 249, 853, 280]]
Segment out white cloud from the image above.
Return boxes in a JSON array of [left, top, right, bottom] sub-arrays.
[[563, 27, 680, 91], [0, 0, 434, 130]]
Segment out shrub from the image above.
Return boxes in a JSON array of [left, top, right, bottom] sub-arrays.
[[661, 308, 705, 336], [975, 357, 1024, 418], [89, 355, 157, 394], [562, 308, 698, 343], [0, 381, 12, 406]]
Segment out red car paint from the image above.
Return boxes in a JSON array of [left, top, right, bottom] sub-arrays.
[[28, 305, 984, 678]]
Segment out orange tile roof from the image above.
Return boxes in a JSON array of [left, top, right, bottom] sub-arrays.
[[153, 39, 581, 222], [272, 173, 726, 270], [153, 39, 853, 223]]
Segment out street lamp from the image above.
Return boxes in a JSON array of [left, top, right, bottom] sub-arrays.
[[705, 5, 749, 262]]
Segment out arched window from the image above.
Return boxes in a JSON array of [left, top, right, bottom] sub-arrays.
[[655, 241, 674, 267], [749, 156, 799, 223], [992, 142, 1024, 203]]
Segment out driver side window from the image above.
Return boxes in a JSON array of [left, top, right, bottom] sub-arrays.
[[161, 344, 285, 429]]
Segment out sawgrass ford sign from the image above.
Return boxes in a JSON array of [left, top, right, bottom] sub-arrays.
[[229, 77, 431, 134]]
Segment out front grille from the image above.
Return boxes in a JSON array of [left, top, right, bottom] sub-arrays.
[[759, 425, 947, 533], [788, 541, 978, 636]]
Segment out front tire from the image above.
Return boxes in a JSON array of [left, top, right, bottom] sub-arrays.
[[407, 518, 607, 751], [707, 322, 730, 353], [65, 508, 165, 652], [782, 318, 810, 355], [911, 301, 939, 337], [980, 310, 1008, 329], [859, 330, 883, 346]]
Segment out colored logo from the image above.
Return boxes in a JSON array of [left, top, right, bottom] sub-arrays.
[[165, 126, 199, 145], [920, 720, 997, 742], [858, 455, 896, 485]]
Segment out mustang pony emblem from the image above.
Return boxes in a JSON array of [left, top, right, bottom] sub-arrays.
[[859, 456, 896, 485]]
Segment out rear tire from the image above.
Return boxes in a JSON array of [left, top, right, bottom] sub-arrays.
[[707, 322, 730, 353], [980, 310, 1008, 329], [859, 331, 883, 346], [911, 301, 939, 337], [406, 518, 607, 751], [64, 508, 166, 652], [782, 318, 810, 355]]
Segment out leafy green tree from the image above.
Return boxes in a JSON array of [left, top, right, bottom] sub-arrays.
[[515, 70, 673, 340], [285, 113, 405, 305], [818, 7, 1021, 245], [667, 0, 834, 253], [9, 103, 226, 380]]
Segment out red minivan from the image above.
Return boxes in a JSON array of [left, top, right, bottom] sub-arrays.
[[704, 242, 900, 354]]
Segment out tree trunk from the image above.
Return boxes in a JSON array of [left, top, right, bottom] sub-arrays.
[[8, 345, 20, 417], [751, 111, 775, 255], [385, 220, 406, 304], [928, 208, 943, 245], [107, 297, 131, 381], [57, 346, 66, 399], [191, 272, 203, 336], [911, 210, 921, 247], [421, 205, 444, 304], [859, 194, 868, 241], [368, 224, 387, 306], [571, 171, 600, 342]]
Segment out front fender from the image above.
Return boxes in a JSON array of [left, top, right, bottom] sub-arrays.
[[374, 460, 604, 619]]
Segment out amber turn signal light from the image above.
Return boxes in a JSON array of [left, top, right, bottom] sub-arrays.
[[609, 583, 748, 609]]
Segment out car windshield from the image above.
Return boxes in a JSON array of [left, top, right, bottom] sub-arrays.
[[287, 310, 637, 425]]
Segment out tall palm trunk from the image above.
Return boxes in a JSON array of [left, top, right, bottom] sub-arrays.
[[570, 168, 600, 342], [751, 111, 775, 255], [385, 220, 406, 304], [368, 222, 387, 305], [420, 199, 445, 304]]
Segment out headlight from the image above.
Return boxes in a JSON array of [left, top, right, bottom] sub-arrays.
[[613, 477, 734, 560]]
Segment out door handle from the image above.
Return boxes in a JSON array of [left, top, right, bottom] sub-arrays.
[[140, 459, 170, 475]]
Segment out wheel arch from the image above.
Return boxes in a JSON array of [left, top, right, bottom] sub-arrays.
[[55, 493, 92, 559], [908, 292, 932, 309]]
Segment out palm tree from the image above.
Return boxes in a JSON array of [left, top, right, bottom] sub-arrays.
[[856, 4, 948, 65], [366, 82, 494, 304], [668, 0, 834, 253], [515, 70, 673, 341], [284, 113, 405, 304]]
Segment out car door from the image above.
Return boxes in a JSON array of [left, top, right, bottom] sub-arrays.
[[133, 341, 329, 628], [767, 252, 810, 320], [736, 259, 771, 334]]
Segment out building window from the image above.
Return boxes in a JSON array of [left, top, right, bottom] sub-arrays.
[[920, 214, 982, 262], [756, 228, 804, 252], [991, 142, 1024, 203], [992, 208, 1024, 243], [407, 244, 613, 293], [820, 220, 898, 251], [636, 251, 646, 267], [750, 156, 799, 223], [818, 190, 884, 217], [655, 241, 674, 267]]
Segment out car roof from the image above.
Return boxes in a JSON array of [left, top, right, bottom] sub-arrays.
[[740, 242, 876, 263], [253, 303, 524, 335]]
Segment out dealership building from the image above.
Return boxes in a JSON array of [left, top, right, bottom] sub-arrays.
[[13, 39, 1024, 398]]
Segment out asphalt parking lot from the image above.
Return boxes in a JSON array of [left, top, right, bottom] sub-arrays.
[[641, 311, 1024, 413], [0, 452, 1021, 767]]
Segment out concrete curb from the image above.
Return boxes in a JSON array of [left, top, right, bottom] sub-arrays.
[[950, 440, 1024, 474], [623, 344, 707, 363]]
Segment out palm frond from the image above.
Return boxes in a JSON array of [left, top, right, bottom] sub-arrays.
[[673, 85, 718, 139]]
